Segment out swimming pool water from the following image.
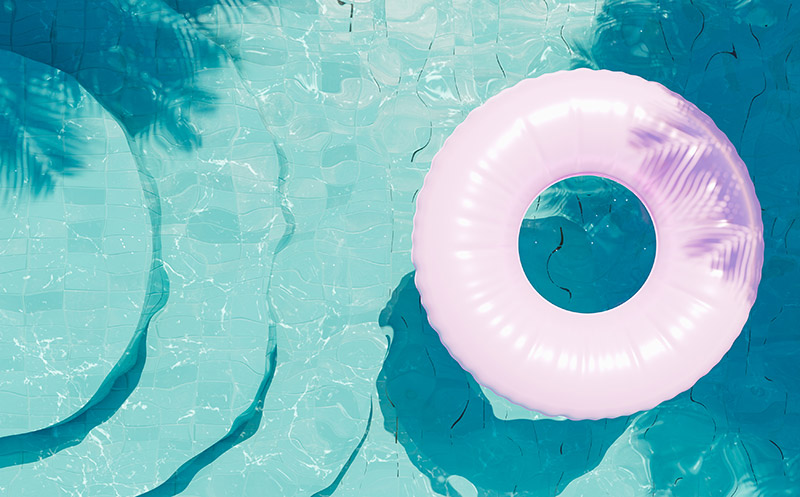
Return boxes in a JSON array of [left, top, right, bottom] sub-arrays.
[[0, 0, 798, 496], [519, 176, 657, 314]]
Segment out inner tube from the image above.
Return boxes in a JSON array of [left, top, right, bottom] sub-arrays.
[[411, 69, 764, 420]]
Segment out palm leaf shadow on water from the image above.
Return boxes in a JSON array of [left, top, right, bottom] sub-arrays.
[[0, 0, 230, 467], [0, 0, 288, 478], [571, 0, 800, 493], [0, 178, 169, 469], [0, 0, 224, 154], [0, 45, 171, 468], [0, 60, 85, 198], [164, 0, 279, 22], [377, 272, 630, 497]]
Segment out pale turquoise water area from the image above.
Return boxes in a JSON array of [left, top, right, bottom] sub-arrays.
[[0, 0, 798, 496]]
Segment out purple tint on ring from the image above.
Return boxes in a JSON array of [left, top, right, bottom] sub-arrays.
[[411, 68, 764, 420]]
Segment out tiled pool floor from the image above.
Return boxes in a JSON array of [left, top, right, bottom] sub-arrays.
[[1, 0, 799, 495]]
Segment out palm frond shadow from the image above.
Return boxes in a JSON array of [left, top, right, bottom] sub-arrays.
[[0, 56, 85, 198], [165, 0, 277, 20], [574, 0, 800, 494], [0, 0, 227, 157]]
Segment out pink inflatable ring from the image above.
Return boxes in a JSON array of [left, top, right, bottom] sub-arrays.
[[411, 69, 764, 420]]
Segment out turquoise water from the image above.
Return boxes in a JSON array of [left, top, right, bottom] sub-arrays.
[[0, 0, 798, 495], [519, 176, 656, 314]]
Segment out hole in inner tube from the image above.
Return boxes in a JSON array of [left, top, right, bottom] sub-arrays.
[[518, 175, 656, 314]]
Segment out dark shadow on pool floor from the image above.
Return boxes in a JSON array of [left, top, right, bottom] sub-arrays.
[[377, 272, 630, 497], [0, 0, 220, 470], [573, 1, 800, 494], [0, 56, 86, 198], [0, 0, 224, 153]]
